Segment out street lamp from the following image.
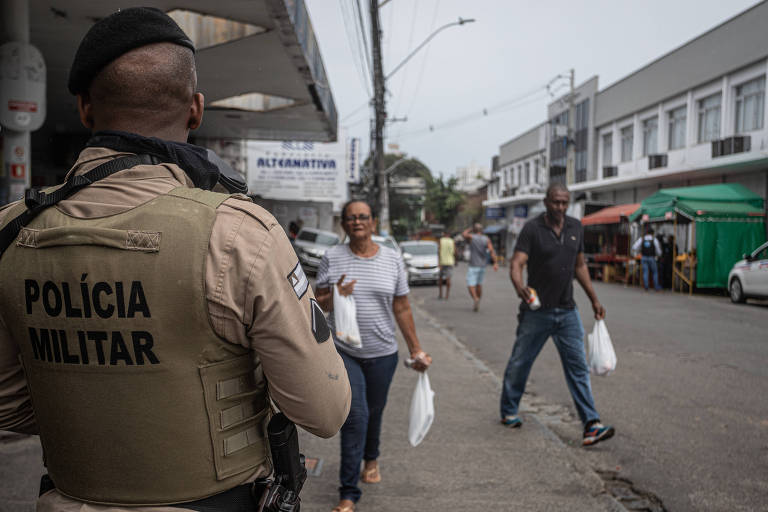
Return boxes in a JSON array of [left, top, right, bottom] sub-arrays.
[[376, 16, 475, 236], [386, 18, 476, 81]]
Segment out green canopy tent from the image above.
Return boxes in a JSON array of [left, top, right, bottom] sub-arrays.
[[629, 184, 766, 289]]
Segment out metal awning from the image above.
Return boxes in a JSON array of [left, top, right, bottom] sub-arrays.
[[28, 0, 337, 142]]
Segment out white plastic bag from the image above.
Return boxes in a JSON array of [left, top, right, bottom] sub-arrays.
[[333, 285, 362, 348], [586, 319, 617, 376], [408, 372, 435, 447]]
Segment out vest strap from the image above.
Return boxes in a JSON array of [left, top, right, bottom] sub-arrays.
[[0, 154, 158, 260]]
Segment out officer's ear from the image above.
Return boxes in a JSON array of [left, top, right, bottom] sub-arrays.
[[77, 93, 94, 130], [187, 92, 204, 130]]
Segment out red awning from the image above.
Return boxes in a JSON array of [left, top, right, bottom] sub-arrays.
[[582, 203, 641, 226]]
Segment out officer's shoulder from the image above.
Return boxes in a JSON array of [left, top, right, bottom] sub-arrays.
[[0, 199, 23, 225], [218, 195, 278, 231]]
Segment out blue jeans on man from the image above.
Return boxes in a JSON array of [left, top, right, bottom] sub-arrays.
[[500, 308, 600, 426], [338, 351, 398, 503], [641, 255, 661, 290]]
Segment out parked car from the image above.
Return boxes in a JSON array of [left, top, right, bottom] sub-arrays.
[[372, 234, 400, 253], [294, 227, 340, 274], [400, 240, 439, 285], [728, 241, 768, 303]]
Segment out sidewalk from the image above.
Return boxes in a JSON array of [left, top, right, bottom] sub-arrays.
[[0, 302, 624, 512], [299, 303, 624, 511]]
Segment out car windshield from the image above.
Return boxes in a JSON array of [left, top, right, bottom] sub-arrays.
[[374, 238, 397, 250], [753, 243, 768, 260], [297, 231, 339, 246], [402, 244, 437, 256]]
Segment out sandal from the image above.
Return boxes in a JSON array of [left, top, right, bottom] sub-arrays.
[[331, 499, 355, 512], [360, 463, 381, 484]]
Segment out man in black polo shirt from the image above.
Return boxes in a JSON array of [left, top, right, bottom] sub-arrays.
[[500, 183, 614, 446]]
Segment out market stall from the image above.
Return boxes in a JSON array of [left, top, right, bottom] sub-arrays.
[[629, 184, 766, 293], [581, 203, 640, 283]]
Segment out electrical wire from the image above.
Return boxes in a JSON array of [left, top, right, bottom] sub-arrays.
[[395, 0, 441, 140], [353, 0, 373, 81], [339, 0, 372, 97], [396, 88, 550, 141], [388, 0, 420, 124]]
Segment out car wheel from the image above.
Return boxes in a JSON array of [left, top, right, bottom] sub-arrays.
[[729, 277, 746, 303]]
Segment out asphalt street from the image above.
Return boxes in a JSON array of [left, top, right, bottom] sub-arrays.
[[408, 262, 768, 512]]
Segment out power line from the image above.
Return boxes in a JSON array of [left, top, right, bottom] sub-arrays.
[[396, 87, 550, 141], [395, 0, 441, 140], [339, 0, 372, 97], [388, 0, 420, 125], [353, 0, 373, 80]]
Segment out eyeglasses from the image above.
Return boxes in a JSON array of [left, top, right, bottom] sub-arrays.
[[343, 214, 371, 223]]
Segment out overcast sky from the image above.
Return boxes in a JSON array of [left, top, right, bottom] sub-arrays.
[[304, 0, 760, 178]]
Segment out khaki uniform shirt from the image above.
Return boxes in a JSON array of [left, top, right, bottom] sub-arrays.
[[0, 147, 351, 511]]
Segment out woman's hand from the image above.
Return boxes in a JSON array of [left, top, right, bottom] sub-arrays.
[[336, 274, 357, 297], [409, 350, 432, 372]]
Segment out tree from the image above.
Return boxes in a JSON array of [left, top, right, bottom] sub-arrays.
[[424, 175, 465, 230]]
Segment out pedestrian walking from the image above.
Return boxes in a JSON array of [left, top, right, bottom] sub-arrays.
[[438, 230, 456, 299], [315, 200, 432, 512], [501, 183, 615, 447], [462, 223, 499, 311], [0, 8, 350, 510], [632, 227, 663, 291]]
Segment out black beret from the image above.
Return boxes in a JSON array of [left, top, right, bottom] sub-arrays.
[[68, 7, 195, 95]]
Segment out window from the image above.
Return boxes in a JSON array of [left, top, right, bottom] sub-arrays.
[[668, 106, 687, 150], [698, 93, 721, 143], [524, 162, 530, 185], [602, 133, 613, 166], [735, 76, 765, 133], [642, 117, 658, 156], [621, 126, 633, 162], [534, 159, 540, 184]]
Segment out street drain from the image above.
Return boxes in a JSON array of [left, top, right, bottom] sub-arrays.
[[596, 470, 666, 511]]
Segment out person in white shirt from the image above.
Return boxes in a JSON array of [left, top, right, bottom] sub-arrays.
[[632, 227, 663, 291]]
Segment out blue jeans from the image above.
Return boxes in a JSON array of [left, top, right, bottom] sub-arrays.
[[641, 256, 661, 290], [500, 308, 600, 426], [338, 350, 398, 502]]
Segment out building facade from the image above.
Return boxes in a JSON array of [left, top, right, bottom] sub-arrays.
[[485, 1, 768, 226]]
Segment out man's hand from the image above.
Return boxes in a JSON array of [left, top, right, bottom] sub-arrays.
[[409, 350, 432, 372], [336, 274, 356, 297], [592, 300, 606, 320], [515, 285, 531, 303], [492, 262, 499, 272]]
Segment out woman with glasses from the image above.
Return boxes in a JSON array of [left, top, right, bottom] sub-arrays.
[[315, 200, 432, 512]]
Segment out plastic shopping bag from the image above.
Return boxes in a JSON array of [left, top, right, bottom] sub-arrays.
[[332, 285, 362, 348], [408, 372, 435, 447], [586, 319, 617, 376]]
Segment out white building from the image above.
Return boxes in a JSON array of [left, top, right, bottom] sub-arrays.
[[455, 161, 490, 192], [486, 1, 768, 223]]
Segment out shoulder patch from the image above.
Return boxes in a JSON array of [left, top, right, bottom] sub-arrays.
[[287, 261, 309, 300], [310, 298, 330, 343]]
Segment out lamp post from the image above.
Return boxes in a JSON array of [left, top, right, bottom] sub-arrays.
[[370, 11, 475, 235]]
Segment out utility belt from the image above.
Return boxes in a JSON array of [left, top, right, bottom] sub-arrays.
[[37, 413, 306, 512], [40, 475, 268, 511]]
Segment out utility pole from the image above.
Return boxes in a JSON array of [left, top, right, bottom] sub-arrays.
[[369, 0, 389, 234], [565, 68, 575, 185]]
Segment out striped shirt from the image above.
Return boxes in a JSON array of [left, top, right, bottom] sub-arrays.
[[317, 243, 409, 358]]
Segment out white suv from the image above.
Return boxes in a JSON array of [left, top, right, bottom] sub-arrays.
[[728, 241, 768, 303]]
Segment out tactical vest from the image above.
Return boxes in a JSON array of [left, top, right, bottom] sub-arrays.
[[641, 236, 656, 257], [0, 187, 270, 505]]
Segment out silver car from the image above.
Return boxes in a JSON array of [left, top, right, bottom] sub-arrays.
[[294, 228, 340, 274], [400, 240, 440, 285], [728, 241, 768, 303]]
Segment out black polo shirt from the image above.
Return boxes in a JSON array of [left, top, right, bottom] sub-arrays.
[[514, 213, 584, 311]]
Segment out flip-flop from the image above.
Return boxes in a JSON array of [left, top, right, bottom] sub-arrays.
[[360, 464, 381, 484], [332, 500, 355, 512]]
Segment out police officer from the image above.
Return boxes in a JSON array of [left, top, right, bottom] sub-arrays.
[[0, 8, 350, 511]]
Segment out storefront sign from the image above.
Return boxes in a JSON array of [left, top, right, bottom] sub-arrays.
[[486, 206, 506, 219], [247, 134, 354, 209], [513, 205, 529, 218]]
